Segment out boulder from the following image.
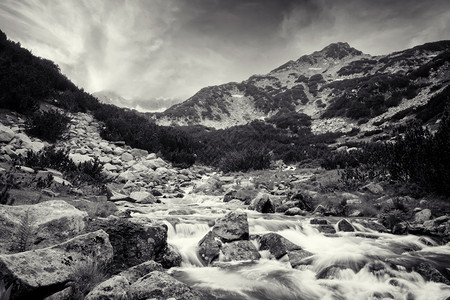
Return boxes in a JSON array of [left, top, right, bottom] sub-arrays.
[[414, 209, 432, 224], [337, 219, 355, 232], [129, 271, 204, 300], [0, 200, 88, 251], [259, 233, 302, 259], [69, 153, 94, 165], [87, 217, 168, 272], [116, 171, 138, 183], [130, 148, 148, 159], [119, 260, 164, 283], [289, 192, 312, 211], [25, 141, 45, 153], [412, 262, 450, 284], [249, 192, 275, 213], [212, 210, 249, 242], [220, 240, 261, 262], [288, 250, 314, 268], [160, 244, 182, 268], [121, 152, 133, 162], [198, 231, 222, 265], [131, 162, 148, 173], [310, 219, 329, 225], [275, 201, 299, 213], [85, 276, 129, 300], [360, 182, 384, 195], [223, 188, 256, 204], [0, 125, 14, 143], [316, 224, 336, 234], [129, 191, 156, 204], [392, 221, 408, 235], [0, 230, 113, 299], [285, 207, 306, 216], [143, 157, 167, 170], [223, 190, 237, 203], [85, 260, 166, 300]]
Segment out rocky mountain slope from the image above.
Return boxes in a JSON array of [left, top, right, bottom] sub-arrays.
[[154, 41, 450, 135]]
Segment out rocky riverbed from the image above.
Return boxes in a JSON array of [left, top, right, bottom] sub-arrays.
[[0, 110, 449, 299]]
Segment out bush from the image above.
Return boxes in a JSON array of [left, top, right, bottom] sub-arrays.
[[69, 260, 107, 300], [219, 149, 271, 173], [22, 147, 107, 186], [23, 146, 76, 172], [25, 109, 70, 143]]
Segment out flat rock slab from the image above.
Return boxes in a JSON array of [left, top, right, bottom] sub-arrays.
[[0, 200, 88, 251], [0, 230, 113, 299]]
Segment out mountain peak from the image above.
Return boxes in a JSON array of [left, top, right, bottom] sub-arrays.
[[314, 42, 363, 59]]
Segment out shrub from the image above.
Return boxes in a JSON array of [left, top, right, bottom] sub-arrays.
[[219, 149, 271, 173], [25, 109, 70, 143], [70, 259, 107, 300], [23, 146, 76, 172]]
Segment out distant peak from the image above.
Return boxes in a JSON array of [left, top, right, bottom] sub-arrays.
[[316, 42, 363, 59]]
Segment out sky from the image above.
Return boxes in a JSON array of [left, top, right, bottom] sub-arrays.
[[0, 0, 449, 110]]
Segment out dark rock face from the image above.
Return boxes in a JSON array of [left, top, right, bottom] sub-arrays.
[[212, 211, 249, 242], [87, 216, 168, 272], [259, 233, 302, 259], [0, 230, 113, 300], [220, 241, 261, 262], [337, 219, 355, 232], [198, 231, 221, 265]]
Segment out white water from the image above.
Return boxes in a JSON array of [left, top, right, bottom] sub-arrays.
[[118, 180, 450, 300]]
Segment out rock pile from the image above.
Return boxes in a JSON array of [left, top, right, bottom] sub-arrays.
[[0, 114, 45, 161]]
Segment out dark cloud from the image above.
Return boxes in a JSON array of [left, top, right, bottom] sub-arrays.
[[0, 0, 449, 110]]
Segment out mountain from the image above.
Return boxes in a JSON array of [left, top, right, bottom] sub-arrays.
[[93, 90, 180, 113], [154, 41, 450, 134], [93, 90, 131, 108]]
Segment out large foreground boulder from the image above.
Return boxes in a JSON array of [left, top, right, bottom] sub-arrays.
[[85, 261, 164, 300], [87, 217, 168, 272], [129, 271, 204, 300], [0, 230, 113, 299], [212, 210, 249, 242], [0, 200, 88, 252]]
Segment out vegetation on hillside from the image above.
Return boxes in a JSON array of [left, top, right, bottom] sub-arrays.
[[322, 107, 450, 196]]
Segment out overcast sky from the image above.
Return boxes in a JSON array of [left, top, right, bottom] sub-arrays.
[[0, 0, 449, 109]]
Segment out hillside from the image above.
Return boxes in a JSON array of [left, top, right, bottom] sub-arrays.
[[154, 41, 450, 137]]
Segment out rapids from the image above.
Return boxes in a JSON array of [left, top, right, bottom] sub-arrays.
[[116, 176, 450, 300]]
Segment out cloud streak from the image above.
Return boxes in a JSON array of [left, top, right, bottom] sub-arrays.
[[0, 0, 449, 109]]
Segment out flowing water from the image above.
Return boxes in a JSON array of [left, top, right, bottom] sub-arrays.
[[118, 176, 450, 300]]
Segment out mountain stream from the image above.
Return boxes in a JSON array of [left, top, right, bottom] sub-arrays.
[[117, 176, 450, 300]]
